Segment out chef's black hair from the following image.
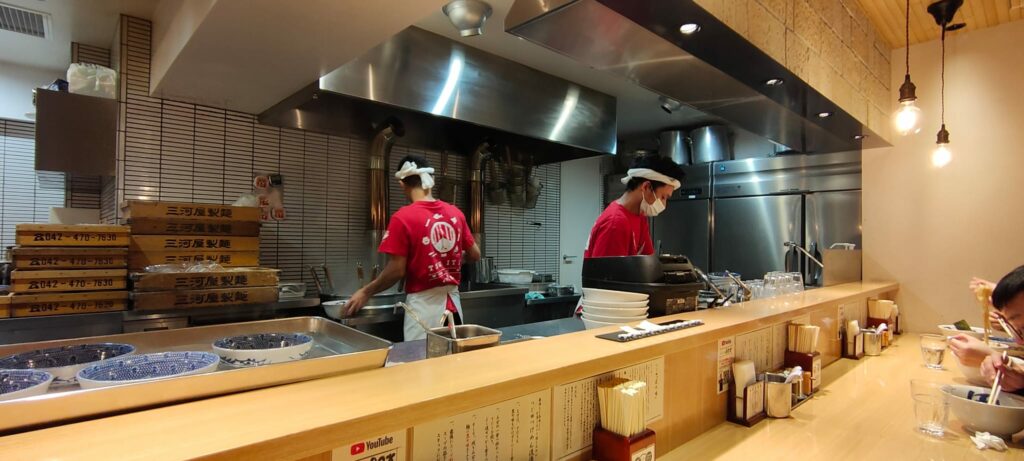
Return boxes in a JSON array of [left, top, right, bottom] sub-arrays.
[[396, 155, 431, 188], [993, 265, 1024, 309], [624, 155, 686, 191]]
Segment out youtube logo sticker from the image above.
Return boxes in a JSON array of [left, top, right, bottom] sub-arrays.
[[349, 442, 366, 456]]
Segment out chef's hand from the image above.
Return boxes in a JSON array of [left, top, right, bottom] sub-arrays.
[[949, 334, 994, 367], [344, 289, 370, 317], [980, 352, 1024, 392]]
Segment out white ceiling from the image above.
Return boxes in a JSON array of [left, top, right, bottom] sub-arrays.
[[414, 0, 718, 141], [0, 0, 158, 71]]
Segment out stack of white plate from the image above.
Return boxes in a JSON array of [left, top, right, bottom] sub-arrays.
[[580, 288, 650, 330]]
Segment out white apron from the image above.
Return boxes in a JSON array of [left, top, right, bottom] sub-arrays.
[[403, 284, 463, 341]]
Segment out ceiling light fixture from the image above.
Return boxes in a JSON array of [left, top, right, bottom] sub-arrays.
[[927, 0, 963, 168], [658, 96, 682, 114], [817, 112, 832, 118], [853, 134, 868, 140], [764, 78, 784, 86], [442, 0, 493, 37], [893, 0, 922, 136], [679, 23, 701, 35]]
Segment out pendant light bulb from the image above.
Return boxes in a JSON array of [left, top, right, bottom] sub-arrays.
[[894, 99, 922, 135], [931, 125, 952, 168]]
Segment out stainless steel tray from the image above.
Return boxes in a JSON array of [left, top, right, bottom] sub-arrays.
[[0, 316, 391, 433]]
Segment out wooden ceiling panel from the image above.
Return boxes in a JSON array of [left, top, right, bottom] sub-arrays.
[[858, 0, 1024, 48]]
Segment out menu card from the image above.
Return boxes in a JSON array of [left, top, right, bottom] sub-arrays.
[[551, 357, 665, 460], [412, 389, 550, 460]]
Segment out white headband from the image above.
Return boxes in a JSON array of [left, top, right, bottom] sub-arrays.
[[395, 161, 435, 190], [621, 168, 681, 190]]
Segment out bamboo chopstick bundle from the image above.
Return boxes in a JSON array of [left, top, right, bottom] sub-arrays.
[[597, 379, 648, 437]]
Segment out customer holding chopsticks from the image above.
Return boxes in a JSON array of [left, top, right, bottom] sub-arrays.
[[974, 266, 1024, 391]]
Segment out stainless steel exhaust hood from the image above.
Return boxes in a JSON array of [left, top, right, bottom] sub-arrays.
[[506, 0, 890, 154], [259, 27, 617, 162]]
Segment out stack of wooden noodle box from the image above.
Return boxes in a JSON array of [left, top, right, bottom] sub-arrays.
[[6, 224, 131, 317], [123, 200, 279, 311]]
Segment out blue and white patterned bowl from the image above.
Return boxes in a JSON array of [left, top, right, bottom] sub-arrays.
[[76, 351, 220, 389], [0, 343, 135, 388], [212, 332, 313, 367], [0, 369, 54, 401]]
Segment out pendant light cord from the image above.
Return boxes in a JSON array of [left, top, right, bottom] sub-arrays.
[[940, 26, 946, 125], [905, 0, 910, 71]]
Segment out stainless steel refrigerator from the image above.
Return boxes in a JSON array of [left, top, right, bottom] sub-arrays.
[[710, 151, 862, 283]]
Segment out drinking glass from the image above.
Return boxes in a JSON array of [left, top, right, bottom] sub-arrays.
[[787, 272, 805, 292], [909, 379, 949, 436], [919, 334, 948, 369]]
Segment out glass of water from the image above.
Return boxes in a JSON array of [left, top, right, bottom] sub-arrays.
[[909, 379, 949, 436], [919, 334, 948, 369]]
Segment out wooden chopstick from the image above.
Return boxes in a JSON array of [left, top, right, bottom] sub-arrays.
[[988, 350, 1009, 405]]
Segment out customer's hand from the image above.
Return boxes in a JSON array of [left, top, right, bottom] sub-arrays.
[[949, 334, 994, 367], [980, 352, 1024, 392], [970, 277, 996, 294]]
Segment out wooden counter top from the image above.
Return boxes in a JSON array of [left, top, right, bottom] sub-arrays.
[[662, 333, 1024, 461], [0, 282, 896, 460]]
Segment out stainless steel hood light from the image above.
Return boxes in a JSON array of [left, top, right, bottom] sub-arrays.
[[443, 0, 493, 37]]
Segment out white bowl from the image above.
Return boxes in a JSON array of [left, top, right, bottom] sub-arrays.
[[580, 299, 649, 309], [938, 324, 985, 340], [582, 304, 649, 317], [581, 288, 649, 303], [581, 317, 624, 330], [954, 360, 987, 386], [581, 313, 643, 323], [943, 384, 1024, 437], [212, 333, 313, 367], [0, 370, 54, 401]]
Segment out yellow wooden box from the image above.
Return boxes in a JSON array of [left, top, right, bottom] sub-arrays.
[[123, 201, 259, 222], [0, 294, 10, 318], [15, 224, 130, 247], [129, 218, 260, 236], [130, 269, 279, 292], [131, 286, 278, 311], [10, 291, 129, 317], [130, 235, 259, 252], [10, 269, 128, 293], [128, 251, 259, 271], [11, 247, 128, 270]]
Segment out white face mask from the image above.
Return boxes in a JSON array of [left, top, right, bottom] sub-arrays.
[[640, 188, 666, 217]]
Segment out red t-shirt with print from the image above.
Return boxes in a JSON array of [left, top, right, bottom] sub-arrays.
[[378, 200, 475, 294], [583, 201, 654, 258]]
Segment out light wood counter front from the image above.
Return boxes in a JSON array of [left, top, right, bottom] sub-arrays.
[[0, 282, 896, 460], [662, 333, 1024, 461]]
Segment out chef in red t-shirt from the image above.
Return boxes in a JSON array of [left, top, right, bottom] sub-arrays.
[[584, 155, 685, 258], [344, 155, 481, 340]]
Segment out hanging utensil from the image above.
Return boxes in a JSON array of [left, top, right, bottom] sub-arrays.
[[524, 153, 543, 209], [308, 265, 325, 296], [506, 146, 526, 207], [486, 152, 507, 205], [356, 261, 365, 288], [371, 264, 380, 281], [437, 150, 458, 203], [321, 263, 336, 295]]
